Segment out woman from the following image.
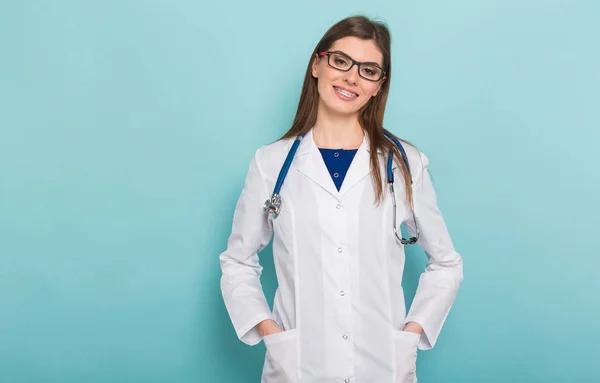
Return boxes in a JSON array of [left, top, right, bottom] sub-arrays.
[[220, 15, 463, 383]]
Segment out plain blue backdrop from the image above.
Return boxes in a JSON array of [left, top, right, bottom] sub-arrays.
[[1, 1, 599, 382]]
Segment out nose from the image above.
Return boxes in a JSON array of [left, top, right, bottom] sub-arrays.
[[342, 63, 359, 85]]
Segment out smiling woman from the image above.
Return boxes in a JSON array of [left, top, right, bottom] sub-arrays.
[[219, 15, 463, 383], [316, 47, 387, 100]]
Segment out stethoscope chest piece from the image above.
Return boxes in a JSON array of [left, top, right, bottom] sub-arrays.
[[263, 133, 306, 220], [264, 194, 282, 219]]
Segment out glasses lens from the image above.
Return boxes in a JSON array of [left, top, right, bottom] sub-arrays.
[[359, 64, 382, 81], [329, 52, 352, 70]]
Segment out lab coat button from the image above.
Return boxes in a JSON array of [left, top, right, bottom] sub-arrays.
[[337, 248, 343, 253], [340, 291, 345, 296], [342, 334, 348, 340], [345, 379, 351, 383], [336, 204, 342, 209]]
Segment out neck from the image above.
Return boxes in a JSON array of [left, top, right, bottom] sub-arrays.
[[312, 105, 364, 149]]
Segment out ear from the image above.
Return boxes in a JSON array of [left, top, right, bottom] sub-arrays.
[[311, 53, 319, 79]]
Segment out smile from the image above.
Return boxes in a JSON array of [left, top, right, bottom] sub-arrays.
[[334, 86, 358, 99]]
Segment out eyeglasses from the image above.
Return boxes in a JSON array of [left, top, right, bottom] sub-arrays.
[[318, 51, 387, 82]]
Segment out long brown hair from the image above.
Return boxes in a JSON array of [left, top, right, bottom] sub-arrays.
[[280, 15, 414, 207]]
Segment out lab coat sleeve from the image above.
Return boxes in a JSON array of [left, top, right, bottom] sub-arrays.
[[219, 148, 275, 346], [403, 151, 464, 350]]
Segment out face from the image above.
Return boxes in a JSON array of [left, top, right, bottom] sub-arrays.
[[311, 36, 386, 116]]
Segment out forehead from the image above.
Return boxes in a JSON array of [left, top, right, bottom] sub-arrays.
[[328, 36, 384, 65]]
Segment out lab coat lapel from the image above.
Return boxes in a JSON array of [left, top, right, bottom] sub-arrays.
[[294, 129, 399, 198], [339, 133, 398, 195], [338, 139, 371, 196], [295, 130, 341, 201]]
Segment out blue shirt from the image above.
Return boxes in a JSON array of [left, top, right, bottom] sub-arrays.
[[318, 148, 358, 191]]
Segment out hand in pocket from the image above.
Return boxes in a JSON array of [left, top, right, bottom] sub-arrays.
[[258, 319, 284, 338]]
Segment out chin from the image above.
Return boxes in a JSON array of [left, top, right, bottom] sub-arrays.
[[324, 97, 361, 116], [338, 106, 362, 116]]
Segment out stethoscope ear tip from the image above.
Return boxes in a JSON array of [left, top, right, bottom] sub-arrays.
[[401, 237, 418, 245]]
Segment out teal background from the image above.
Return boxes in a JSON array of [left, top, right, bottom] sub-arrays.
[[1, 0, 599, 382]]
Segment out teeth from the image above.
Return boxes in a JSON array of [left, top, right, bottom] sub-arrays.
[[335, 87, 357, 98]]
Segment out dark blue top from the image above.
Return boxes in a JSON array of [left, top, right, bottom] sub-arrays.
[[318, 148, 358, 191]]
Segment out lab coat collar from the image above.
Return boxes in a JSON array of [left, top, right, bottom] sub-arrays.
[[293, 128, 394, 199]]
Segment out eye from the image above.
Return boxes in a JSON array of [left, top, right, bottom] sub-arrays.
[[362, 68, 376, 75], [334, 57, 348, 66]]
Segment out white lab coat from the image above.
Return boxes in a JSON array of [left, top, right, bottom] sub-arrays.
[[220, 129, 463, 383]]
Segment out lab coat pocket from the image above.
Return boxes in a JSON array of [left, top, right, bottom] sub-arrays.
[[393, 330, 420, 383], [262, 328, 299, 383]]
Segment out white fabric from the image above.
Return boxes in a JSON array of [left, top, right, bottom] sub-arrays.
[[220, 129, 463, 382]]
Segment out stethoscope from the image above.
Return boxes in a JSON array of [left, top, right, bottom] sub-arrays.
[[263, 130, 420, 245]]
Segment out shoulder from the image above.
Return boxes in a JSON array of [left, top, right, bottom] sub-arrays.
[[252, 137, 295, 182], [395, 139, 428, 167], [392, 139, 431, 183]]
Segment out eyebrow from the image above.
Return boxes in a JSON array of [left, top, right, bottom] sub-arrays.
[[332, 50, 384, 68]]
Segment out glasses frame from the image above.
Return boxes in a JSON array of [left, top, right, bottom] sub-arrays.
[[318, 50, 387, 82]]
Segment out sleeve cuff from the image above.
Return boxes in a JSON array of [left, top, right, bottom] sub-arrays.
[[236, 312, 275, 346], [404, 316, 434, 351]]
